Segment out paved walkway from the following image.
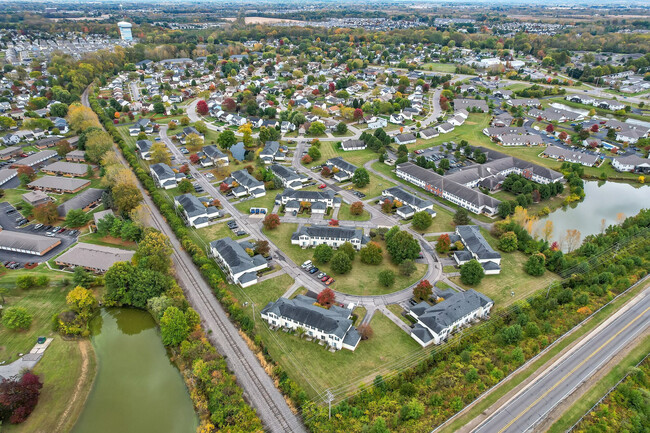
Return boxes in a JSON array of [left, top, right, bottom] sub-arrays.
[[0, 338, 53, 379], [378, 305, 411, 333]]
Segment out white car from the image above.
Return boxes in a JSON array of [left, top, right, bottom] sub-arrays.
[[301, 260, 312, 269]]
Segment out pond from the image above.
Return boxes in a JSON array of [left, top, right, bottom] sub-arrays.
[[230, 141, 247, 161], [538, 181, 650, 249], [72, 309, 197, 433]]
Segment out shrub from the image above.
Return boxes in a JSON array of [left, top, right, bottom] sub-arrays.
[[2, 307, 33, 330], [378, 270, 395, 287]]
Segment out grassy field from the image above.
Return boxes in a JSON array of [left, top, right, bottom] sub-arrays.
[[419, 62, 457, 73], [264, 224, 426, 296], [416, 205, 456, 234], [450, 228, 560, 308], [234, 192, 278, 214], [194, 221, 247, 243], [354, 171, 396, 199], [4, 338, 96, 433], [387, 304, 411, 325], [0, 268, 71, 363], [338, 202, 371, 222], [78, 232, 137, 250]]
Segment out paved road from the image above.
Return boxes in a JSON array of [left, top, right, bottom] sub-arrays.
[[471, 285, 650, 433], [84, 88, 306, 433]]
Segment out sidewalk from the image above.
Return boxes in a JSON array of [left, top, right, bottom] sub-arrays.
[[0, 337, 54, 379]]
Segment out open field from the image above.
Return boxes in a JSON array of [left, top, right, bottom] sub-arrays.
[[264, 223, 426, 295], [234, 192, 278, 214], [78, 232, 137, 250], [236, 274, 421, 399], [418, 62, 457, 73], [337, 202, 371, 222], [450, 228, 560, 307], [194, 221, 247, 243]]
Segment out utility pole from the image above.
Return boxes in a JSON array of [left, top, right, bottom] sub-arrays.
[[325, 389, 334, 420]]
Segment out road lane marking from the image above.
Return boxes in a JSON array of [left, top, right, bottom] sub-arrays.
[[497, 305, 650, 433]]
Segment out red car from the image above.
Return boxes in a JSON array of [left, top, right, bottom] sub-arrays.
[[321, 275, 329, 282], [318, 184, 326, 189]]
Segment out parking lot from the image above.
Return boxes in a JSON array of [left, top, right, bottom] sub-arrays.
[[0, 201, 78, 266], [300, 260, 336, 287]]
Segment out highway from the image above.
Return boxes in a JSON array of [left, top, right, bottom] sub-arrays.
[[472, 285, 650, 433], [83, 88, 306, 433]]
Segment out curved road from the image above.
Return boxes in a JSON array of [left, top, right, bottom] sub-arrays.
[[471, 285, 650, 433], [83, 88, 306, 433]]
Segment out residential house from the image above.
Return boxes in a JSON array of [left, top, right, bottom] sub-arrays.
[[11, 150, 57, 169], [367, 117, 388, 129], [0, 168, 17, 187], [175, 193, 220, 228], [41, 161, 89, 177], [340, 139, 367, 151], [226, 169, 266, 198], [420, 128, 439, 140], [381, 186, 435, 219], [611, 155, 650, 173], [56, 188, 104, 218], [277, 189, 339, 214], [270, 164, 307, 190], [326, 157, 358, 182], [449, 225, 501, 274], [261, 295, 360, 351], [291, 225, 368, 250], [260, 141, 287, 164], [21, 190, 53, 207], [28, 176, 90, 194], [136, 139, 153, 160], [55, 243, 135, 273], [65, 150, 86, 163], [542, 146, 599, 167], [210, 237, 268, 287], [150, 163, 179, 189], [395, 133, 416, 145], [436, 122, 455, 134], [129, 118, 154, 136], [202, 145, 229, 167]]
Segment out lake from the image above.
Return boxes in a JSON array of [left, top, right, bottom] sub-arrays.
[[72, 308, 197, 433], [538, 181, 650, 249]]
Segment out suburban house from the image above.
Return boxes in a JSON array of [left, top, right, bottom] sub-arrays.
[[41, 161, 89, 177], [449, 225, 501, 274], [136, 139, 153, 160], [210, 237, 268, 287], [65, 150, 86, 163], [436, 122, 455, 134], [202, 145, 229, 166], [340, 139, 367, 151], [28, 176, 90, 194], [409, 290, 493, 346], [395, 133, 416, 145], [277, 189, 339, 214], [380, 186, 435, 219], [0, 146, 22, 160], [506, 98, 541, 108], [420, 128, 439, 140], [366, 117, 388, 129], [0, 231, 61, 256], [150, 163, 179, 189], [55, 243, 135, 273], [56, 188, 104, 218], [611, 155, 650, 173], [291, 225, 368, 250], [616, 128, 646, 144], [22, 190, 53, 207], [261, 295, 361, 351], [260, 141, 287, 164], [226, 169, 266, 198], [177, 126, 204, 144], [326, 157, 358, 182], [542, 146, 599, 167], [270, 164, 307, 190], [175, 193, 220, 228], [129, 118, 154, 136], [453, 98, 488, 112], [0, 168, 17, 187], [11, 150, 57, 169], [498, 134, 545, 146], [396, 162, 501, 216]]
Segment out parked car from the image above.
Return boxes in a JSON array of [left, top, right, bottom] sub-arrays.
[[301, 260, 312, 269], [321, 275, 329, 282], [309, 267, 319, 274], [317, 272, 326, 278], [318, 183, 326, 189], [325, 277, 334, 285]]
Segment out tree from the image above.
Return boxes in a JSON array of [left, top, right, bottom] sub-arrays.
[[453, 208, 471, 226], [17, 166, 36, 186], [412, 211, 433, 231], [262, 213, 281, 230], [313, 244, 333, 264], [217, 130, 237, 150], [545, 123, 554, 133], [413, 279, 433, 300], [196, 100, 209, 116], [178, 178, 193, 193], [222, 98, 236, 112], [16, 275, 36, 290], [73, 267, 95, 288], [185, 133, 204, 151], [33, 202, 58, 224], [351, 168, 370, 188], [160, 306, 189, 346], [308, 146, 321, 161], [498, 231, 518, 252], [399, 259, 417, 276], [331, 251, 352, 274], [150, 142, 171, 165], [112, 181, 142, 214], [317, 288, 336, 306], [2, 307, 33, 330], [66, 286, 98, 318], [153, 102, 166, 114], [133, 230, 173, 274], [254, 240, 270, 256], [0, 116, 17, 130], [542, 220, 554, 242], [55, 139, 73, 157], [0, 372, 43, 424], [359, 242, 383, 265], [65, 209, 89, 228], [50, 103, 69, 118], [565, 229, 581, 253], [335, 122, 348, 135], [524, 253, 546, 276], [381, 199, 393, 214], [308, 121, 326, 136], [385, 229, 420, 264], [357, 324, 373, 340], [350, 201, 364, 215], [301, 154, 313, 165], [339, 242, 356, 261], [460, 259, 484, 285], [378, 269, 395, 287], [436, 234, 451, 253], [85, 130, 114, 163]]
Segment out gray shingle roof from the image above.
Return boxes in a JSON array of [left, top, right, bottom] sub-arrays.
[[456, 225, 501, 261], [293, 225, 366, 244], [57, 188, 104, 217], [28, 176, 90, 192], [327, 157, 357, 174], [55, 243, 134, 272], [0, 230, 60, 254], [176, 193, 207, 217], [415, 290, 493, 334], [210, 237, 266, 276], [383, 186, 432, 210]]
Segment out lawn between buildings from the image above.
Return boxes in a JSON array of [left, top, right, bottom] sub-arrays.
[[263, 223, 427, 296], [337, 202, 371, 222], [449, 228, 561, 308], [234, 273, 421, 399]]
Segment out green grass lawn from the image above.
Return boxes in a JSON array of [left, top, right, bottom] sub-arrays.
[[450, 228, 560, 308], [194, 221, 247, 243], [354, 172, 396, 199], [4, 338, 96, 433], [387, 304, 411, 325], [234, 192, 279, 214], [0, 269, 71, 363], [338, 202, 371, 222], [419, 62, 457, 73], [416, 205, 456, 234], [0, 185, 32, 205], [78, 232, 138, 250], [264, 224, 426, 295], [116, 125, 139, 149], [250, 308, 421, 398], [352, 306, 367, 326], [313, 142, 385, 169]]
